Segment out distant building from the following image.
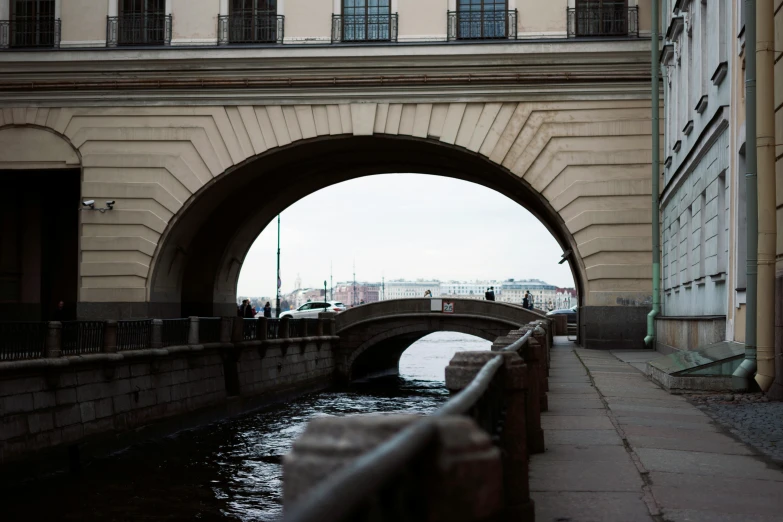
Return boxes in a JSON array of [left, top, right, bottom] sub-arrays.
[[332, 283, 380, 306], [383, 280, 440, 299], [499, 279, 558, 309], [439, 281, 495, 300]]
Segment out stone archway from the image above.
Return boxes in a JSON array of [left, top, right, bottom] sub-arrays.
[[15, 100, 653, 348]]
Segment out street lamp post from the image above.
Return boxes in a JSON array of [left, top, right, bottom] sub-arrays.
[[324, 280, 327, 305], [276, 214, 281, 318]]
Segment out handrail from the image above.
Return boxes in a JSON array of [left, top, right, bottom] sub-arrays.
[[283, 327, 535, 522]]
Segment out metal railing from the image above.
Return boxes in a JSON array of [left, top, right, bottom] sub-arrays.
[[218, 12, 284, 44], [447, 9, 517, 40], [267, 318, 280, 340], [0, 17, 60, 49], [161, 318, 189, 347], [567, 5, 638, 38], [107, 13, 172, 47], [117, 319, 152, 351], [243, 318, 258, 340], [198, 317, 221, 343], [0, 322, 48, 361], [284, 328, 536, 522], [61, 321, 104, 356], [331, 13, 397, 43], [287, 319, 304, 339], [304, 318, 320, 337]]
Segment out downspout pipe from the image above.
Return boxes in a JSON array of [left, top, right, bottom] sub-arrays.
[[733, 0, 758, 391], [755, 0, 778, 393], [645, 0, 661, 348]]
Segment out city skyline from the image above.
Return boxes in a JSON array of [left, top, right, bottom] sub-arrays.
[[237, 174, 575, 298]]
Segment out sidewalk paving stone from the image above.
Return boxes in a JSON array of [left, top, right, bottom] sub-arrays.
[[531, 492, 652, 522]]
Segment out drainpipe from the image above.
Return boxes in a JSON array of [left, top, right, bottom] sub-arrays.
[[644, 0, 661, 349], [733, 0, 758, 391], [755, 0, 777, 393]]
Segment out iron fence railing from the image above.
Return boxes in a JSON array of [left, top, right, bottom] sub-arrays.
[[447, 9, 517, 40], [284, 329, 534, 522], [331, 13, 397, 43], [162, 318, 190, 347], [287, 319, 304, 338], [107, 13, 172, 47], [0, 17, 60, 49], [117, 319, 152, 351], [0, 322, 48, 361], [61, 321, 105, 356], [567, 5, 638, 38], [198, 317, 221, 344], [243, 318, 258, 340], [304, 318, 320, 337], [267, 318, 280, 340], [218, 12, 284, 44]]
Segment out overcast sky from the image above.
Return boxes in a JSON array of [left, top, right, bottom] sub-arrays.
[[237, 174, 574, 298]]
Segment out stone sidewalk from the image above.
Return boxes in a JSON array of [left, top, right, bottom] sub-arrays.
[[529, 338, 783, 522]]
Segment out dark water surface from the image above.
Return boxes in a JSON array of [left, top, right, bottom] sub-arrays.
[[3, 332, 490, 522]]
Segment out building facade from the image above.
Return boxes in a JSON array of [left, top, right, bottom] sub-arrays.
[[1, 0, 659, 350], [332, 283, 380, 306], [383, 280, 441, 300]]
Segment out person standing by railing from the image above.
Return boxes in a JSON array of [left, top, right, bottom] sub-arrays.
[[263, 302, 272, 318]]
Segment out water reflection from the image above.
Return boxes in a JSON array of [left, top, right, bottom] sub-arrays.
[[4, 332, 490, 522]]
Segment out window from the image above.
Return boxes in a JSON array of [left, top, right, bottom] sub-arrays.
[[336, 0, 394, 42], [111, 0, 169, 46], [571, 0, 635, 37], [222, 0, 281, 44], [450, 0, 513, 40], [9, 0, 58, 48]]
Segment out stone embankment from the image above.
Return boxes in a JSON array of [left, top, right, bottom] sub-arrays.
[[0, 315, 336, 473]]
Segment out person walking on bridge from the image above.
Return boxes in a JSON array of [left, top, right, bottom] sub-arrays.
[[263, 302, 272, 318], [522, 291, 531, 310], [423, 289, 432, 298], [486, 287, 496, 301]]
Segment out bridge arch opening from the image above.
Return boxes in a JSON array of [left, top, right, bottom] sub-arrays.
[[148, 135, 585, 331]]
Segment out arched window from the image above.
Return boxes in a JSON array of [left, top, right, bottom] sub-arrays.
[[573, 0, 631, 37], [223, 0, 280, 44], [114, 0, 169, 46], [451, 0, 512, 40], [336, 0, 394, 42], [9, 0, 57, 48]]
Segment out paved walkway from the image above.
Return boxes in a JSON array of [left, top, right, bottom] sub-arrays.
[[529, 338, 783, 522]]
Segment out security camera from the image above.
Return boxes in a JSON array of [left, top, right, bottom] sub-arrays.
[[106, 200, 115, 209], [82, 200, 95, 207]]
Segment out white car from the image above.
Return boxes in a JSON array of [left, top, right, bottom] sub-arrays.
[[279, 301, 347, 319]]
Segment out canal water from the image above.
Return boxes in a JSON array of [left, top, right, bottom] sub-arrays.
[[4, 332, 490, 522]]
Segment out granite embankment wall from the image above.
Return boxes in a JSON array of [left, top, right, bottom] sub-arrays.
[[0, 318, 336, 472]]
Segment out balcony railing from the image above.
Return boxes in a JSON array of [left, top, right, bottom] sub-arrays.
[[0, 17, 60, 49], [331, 14, 398, 43], [218, 12, 284, 45], [107, 14, 172, 47], [447, 10, 517, 41], [567, 5, 638, 38]]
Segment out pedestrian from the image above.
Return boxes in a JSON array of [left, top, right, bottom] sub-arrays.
[[237, 299, 247, 317], [487, 286, 496, 301], [51, 300, 67, 321], [424, 289, 432, 298], [244, 300, 256, 318], [484, 287, 491, 300], [522, 291, 530, 310], [263, 301, 272, 318]]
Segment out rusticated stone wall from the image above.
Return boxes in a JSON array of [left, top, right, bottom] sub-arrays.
[[0, 337, 335, 470]]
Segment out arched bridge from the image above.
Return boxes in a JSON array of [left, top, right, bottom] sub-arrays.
[[333, 298, 546, 381]]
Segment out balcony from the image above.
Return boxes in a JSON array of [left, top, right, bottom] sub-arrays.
[[567, 6, 638, 38], [107, 13, 172, 47], [218, 12, 284, 45], [0, 17, 61, 49], [331, 14, 398, 43], [447, 10, 517, 40]]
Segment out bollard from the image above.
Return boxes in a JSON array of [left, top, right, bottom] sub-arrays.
[[151, 319, 163, 348], [532, 326, 550, 398], [103, 320, 118, 354], [280, 316, 290, 339], [445, 351, 534, 521], [283, 414, 503, 522], [519, 329, 545, 454], [188, 316, 199, 345], [46, 321, 62, 358]]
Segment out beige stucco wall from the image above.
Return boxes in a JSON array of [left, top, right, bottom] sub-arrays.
[[172, 0, 220, 44], [516, 0, 567, 36], [397, 0, 447, 40], [284, 0, 332, 43], [60, 0, 109, 47]]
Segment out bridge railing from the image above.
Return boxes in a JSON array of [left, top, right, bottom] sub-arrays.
[[0, 314, 339, 361], [283, 320, 551, 522]]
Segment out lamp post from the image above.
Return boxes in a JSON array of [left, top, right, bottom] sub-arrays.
[[324, 280, 327, 305], [276, 214, 281, 318]]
